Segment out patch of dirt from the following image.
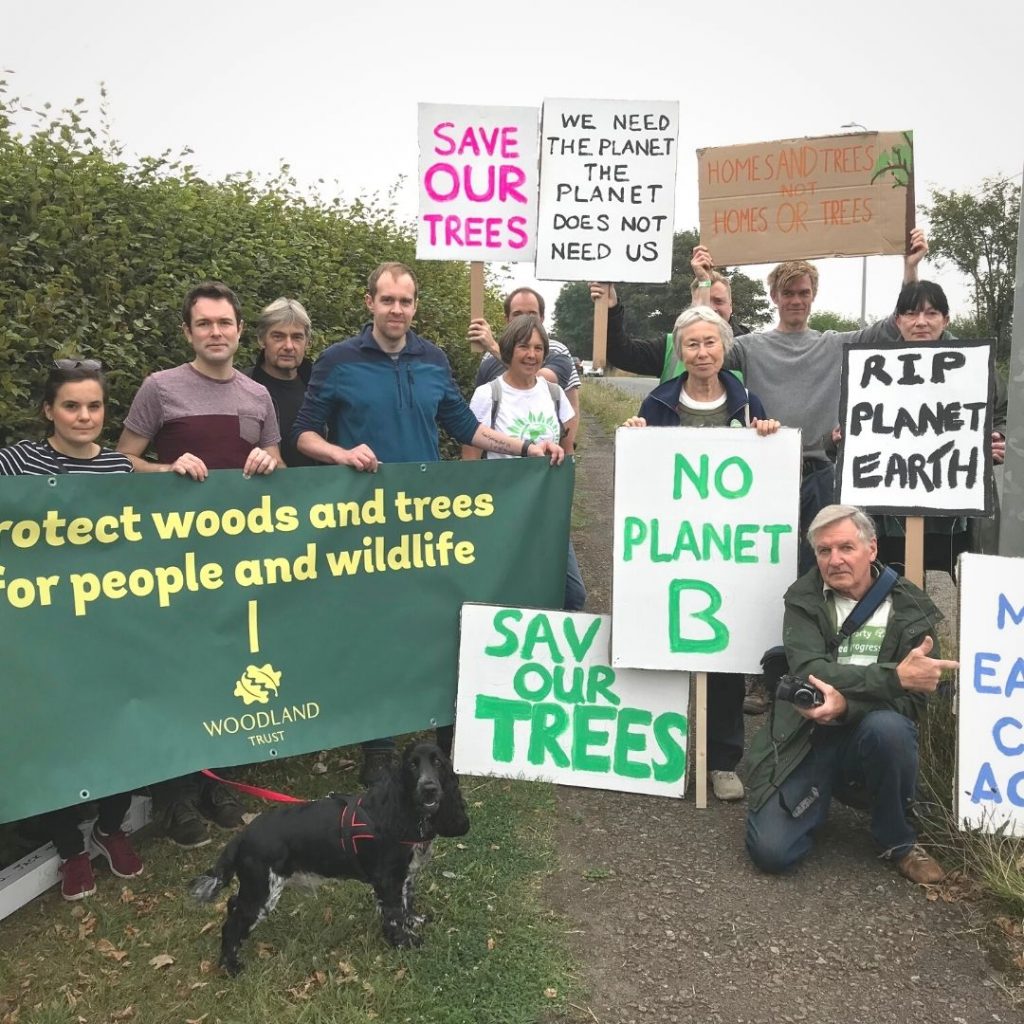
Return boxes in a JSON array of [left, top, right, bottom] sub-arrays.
[[547, 412, 1021, 1024]]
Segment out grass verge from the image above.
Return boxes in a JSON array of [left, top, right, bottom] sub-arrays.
[[0, 745, 576, 1024], [577, 381, 638, 437]]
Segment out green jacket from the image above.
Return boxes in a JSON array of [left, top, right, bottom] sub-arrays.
[[745, 566, 943, 811]]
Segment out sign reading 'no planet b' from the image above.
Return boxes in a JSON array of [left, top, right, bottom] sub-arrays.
[[837, 340, 994, 515], [612, 427, 800, 673], [535, 98, 679, 282]]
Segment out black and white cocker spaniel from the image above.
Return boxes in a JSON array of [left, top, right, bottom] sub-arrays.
[[191, 741, 469, 975]]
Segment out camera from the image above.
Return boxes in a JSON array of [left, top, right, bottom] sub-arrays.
[[774, 674, 825, 709]]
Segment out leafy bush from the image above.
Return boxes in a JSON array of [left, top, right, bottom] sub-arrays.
[[0, 84, 502, 447]]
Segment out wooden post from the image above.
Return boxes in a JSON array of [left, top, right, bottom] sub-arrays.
[[468, 262, 485, 352], [904, 516, 925, 589], [592, 286, 609, 371], [695, 670, 708, 809]]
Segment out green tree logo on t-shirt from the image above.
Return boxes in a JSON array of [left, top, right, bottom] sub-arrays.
[[509, 411, 559, 442]]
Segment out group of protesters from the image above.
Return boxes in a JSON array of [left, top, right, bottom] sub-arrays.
[[2, 231, 1007, 901]]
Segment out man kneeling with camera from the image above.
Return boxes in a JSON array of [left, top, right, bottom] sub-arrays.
[[744, 504, 957, 885]]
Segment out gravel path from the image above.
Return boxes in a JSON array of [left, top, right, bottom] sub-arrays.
[[545, 412, 1020, 1024]]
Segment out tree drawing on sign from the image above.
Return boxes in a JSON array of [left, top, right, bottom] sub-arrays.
[[869, 132, 914, 188]]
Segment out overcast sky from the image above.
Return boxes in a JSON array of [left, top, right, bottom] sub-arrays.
[[5, 0, 1023, 325]]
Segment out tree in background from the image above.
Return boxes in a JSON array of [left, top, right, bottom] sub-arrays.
[[0, 85, 501, 447], [551, 229, 771, 358], [808, 311, 861, 333], [920, 177, 1020, 362]]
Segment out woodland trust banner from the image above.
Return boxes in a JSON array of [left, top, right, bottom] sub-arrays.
[[454, 605, 690, 797], [0, 459, 572, 823], [697, 130, 913, 265], [612, 428, 800, 673]]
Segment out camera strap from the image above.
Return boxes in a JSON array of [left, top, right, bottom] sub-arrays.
[[826, 564, 899, 656]]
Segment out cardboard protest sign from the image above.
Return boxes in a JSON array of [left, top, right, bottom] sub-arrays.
[[956, 553, 1024, 836], [697, 130, 913, 265], [0, 460, 572, 823], [612, 427, 800, 672], [535, 98, 679, 282], [417, 103, 539, 261], [837, 340, 993, 515], [455, 605, 689, 797]]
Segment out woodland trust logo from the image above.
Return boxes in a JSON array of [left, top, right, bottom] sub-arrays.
[[234, 663, 283, 705]]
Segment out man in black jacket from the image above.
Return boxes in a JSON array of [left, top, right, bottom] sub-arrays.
[[244, 297, 317, 467]]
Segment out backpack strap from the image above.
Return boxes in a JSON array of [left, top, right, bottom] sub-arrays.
[[489, 377, 502, 429], [546, 380, 561, 421], [826, 565, 900, 655]]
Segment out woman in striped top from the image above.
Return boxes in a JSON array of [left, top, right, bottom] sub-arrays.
[[1, 360, 142, 899]]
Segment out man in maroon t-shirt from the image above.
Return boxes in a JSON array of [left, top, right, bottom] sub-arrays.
[[117, 281, 283, 846]]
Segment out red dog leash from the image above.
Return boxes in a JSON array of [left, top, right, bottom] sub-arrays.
[[200, 768, 309, 805]]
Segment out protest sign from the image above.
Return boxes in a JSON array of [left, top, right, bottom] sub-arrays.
[[612, 427, 800, 672], [0, 459, 572, 823], [535, 98, 679, 282], [956, 553, 1024, 836], [697, 130, 913, 265], [455, 605, 689, 797], [417, 103, 539, 262], [837, 340, 993, 515]]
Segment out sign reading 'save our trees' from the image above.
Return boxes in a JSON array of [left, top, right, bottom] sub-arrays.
[[837, 341, 994, 515], [0, 460, 572, 823], [957, 554, 1024, 837], [416, 103, 539, 261], [454, 605, 689, 797], [535, 98, 679, 282], [697, 130, 913, 265], [612, 428, 800, 673]]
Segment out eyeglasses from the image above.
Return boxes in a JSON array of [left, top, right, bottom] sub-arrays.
[[54, 358, 102, 371]]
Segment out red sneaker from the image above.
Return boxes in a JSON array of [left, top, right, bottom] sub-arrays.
[[59, 852, 96, 901], [92, 826, 143, 879]]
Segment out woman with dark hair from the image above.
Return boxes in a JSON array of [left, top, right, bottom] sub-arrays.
[[0, 359, 143, 899]]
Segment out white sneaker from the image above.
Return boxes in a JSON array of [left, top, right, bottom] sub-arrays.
[[710, 771, 745, 801]]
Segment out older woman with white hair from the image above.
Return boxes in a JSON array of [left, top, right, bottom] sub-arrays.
[[623, 305, 780, 802]]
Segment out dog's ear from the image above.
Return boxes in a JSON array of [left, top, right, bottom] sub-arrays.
[[434, 757, 471, 837]]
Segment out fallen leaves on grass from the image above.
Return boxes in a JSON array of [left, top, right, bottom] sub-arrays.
[[110, 1005, 135, 1020], [148, 953, 175, 970], [95, 938, 129, 962], [287, 970, 327, 1000]]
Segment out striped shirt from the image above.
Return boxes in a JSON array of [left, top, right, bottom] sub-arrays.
[[0, 439, 134, 476]]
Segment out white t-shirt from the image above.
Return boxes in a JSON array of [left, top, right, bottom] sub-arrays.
[[831, 593, 893, 665], [468, 377, 574, 459]]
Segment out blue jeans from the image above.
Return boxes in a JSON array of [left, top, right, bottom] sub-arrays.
[[745, 710, 919, 873], [798, 462, 836, 575], [564, 539, 587, 611]]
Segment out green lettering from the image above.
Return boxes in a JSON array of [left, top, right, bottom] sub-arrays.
[[651, 711, 688, 783], [702, 522, 731, 560], [733, 523, 759, 563], [649, 519, 674, 562], [571, 705, 616, 772], [623, 516, 647, 561], [475, 694, 531, 761], [763, 523, 792, 563], [484, 608, 523, 656], [613, 707, 652, 779], [553, 665, 585, 704], [564, 616, 602, 661], [585, 664, 620, 706], [527, 703, 570, 767], [674, 453, 709, 500], [513, 662, 552, 701], [715, 456, 752, 498], [522, 613, 562, 663], [668, 579, 729, 653], [672, 520, 700, 560]]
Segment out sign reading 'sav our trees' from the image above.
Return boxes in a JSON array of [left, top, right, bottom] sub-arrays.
[[612, 428, 800, 673], [957, 554, 1024, 836], [417, 103, 539, 261], [455, 605, 690, 797], [535, 98, 679, 282], [838, 340, 994, 515]]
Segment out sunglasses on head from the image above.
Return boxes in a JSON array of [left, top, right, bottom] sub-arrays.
[[54, 358, 102, 371]]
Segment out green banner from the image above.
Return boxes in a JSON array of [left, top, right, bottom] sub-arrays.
[[0, 458, 572, 823]]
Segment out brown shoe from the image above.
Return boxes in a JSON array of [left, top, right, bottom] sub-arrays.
[[896, 844, 945, 885], [743, 677, 769, 716]]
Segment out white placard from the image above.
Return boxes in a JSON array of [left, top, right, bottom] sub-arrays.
[[454, 605, 690, 798], [535, 98, 679, 282], [612, 427, 800, 672], [837, 340, 994, 515], [416, 103, 539, 262], [956, 553, 1024, 836]]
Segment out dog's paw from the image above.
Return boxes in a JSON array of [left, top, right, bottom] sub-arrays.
[[221, 956, 244, 977], [383, 923, 423, 948]]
